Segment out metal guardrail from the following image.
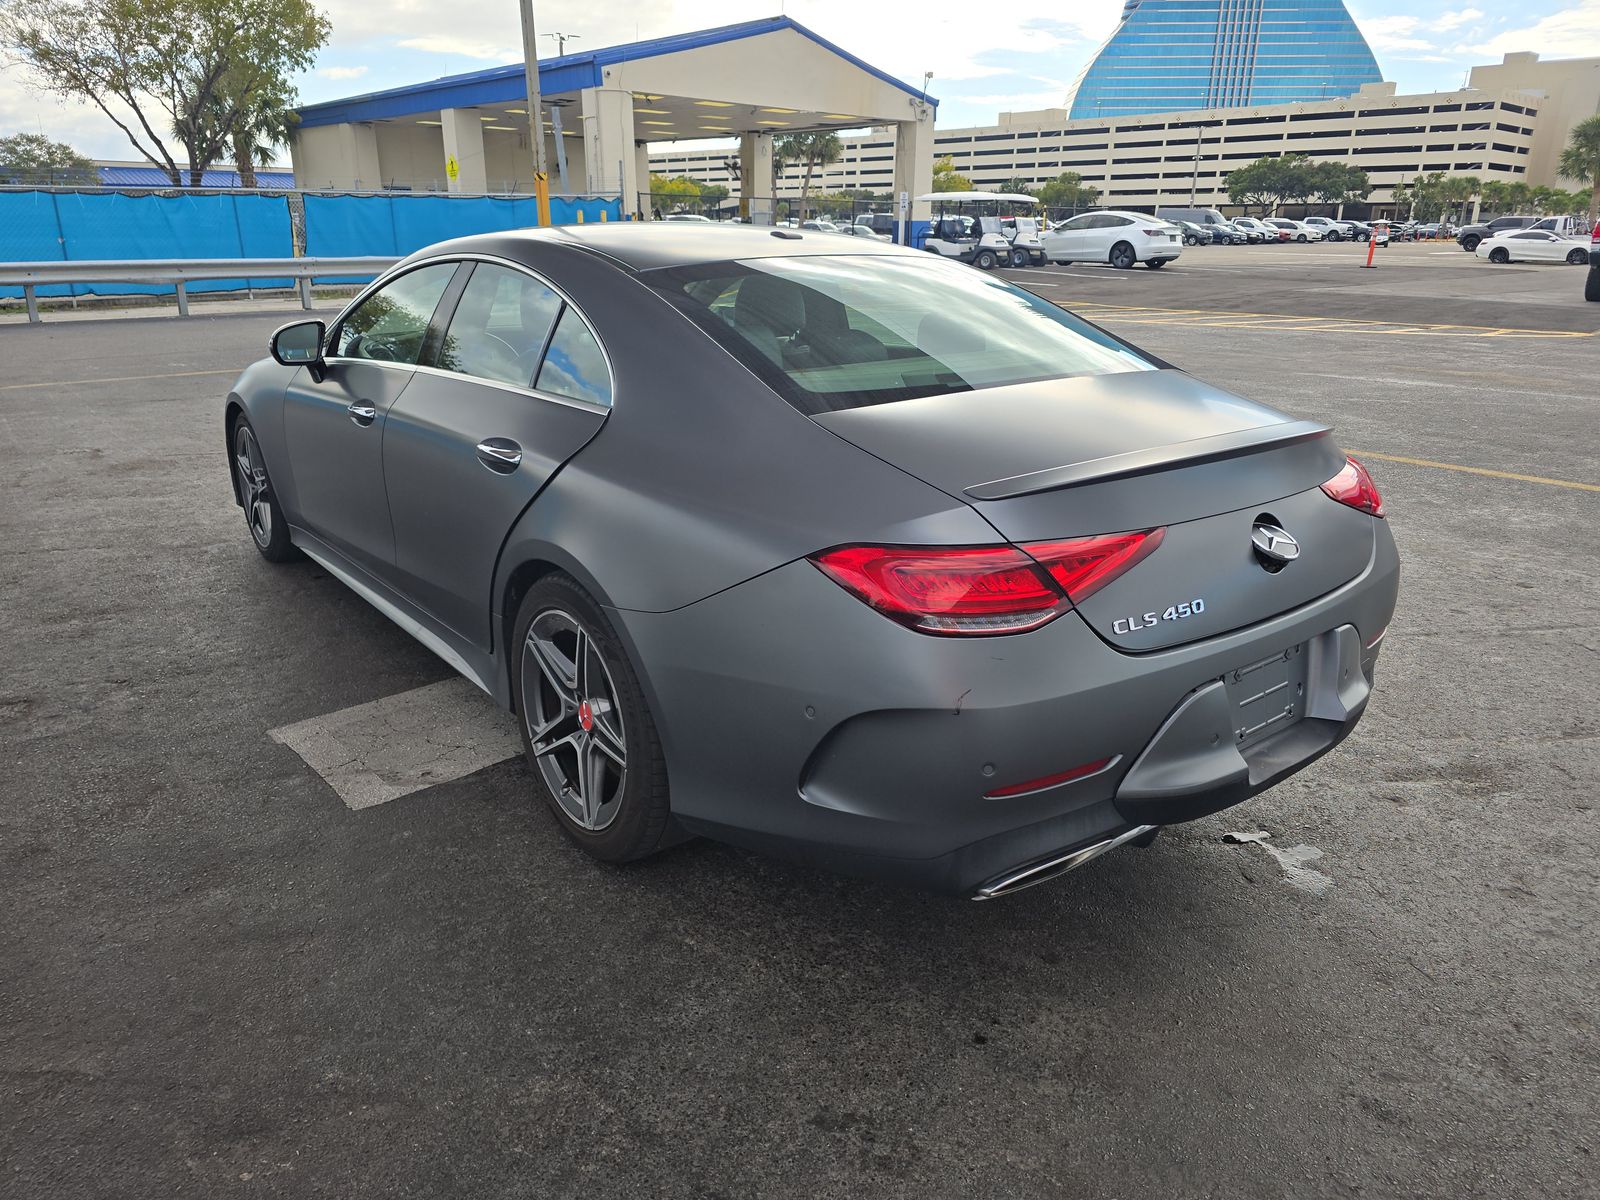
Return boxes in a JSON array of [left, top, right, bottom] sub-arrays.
[[0, 256, 400, 323]]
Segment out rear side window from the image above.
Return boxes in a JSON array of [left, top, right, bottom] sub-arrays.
[[647, 254, 1153, 414], [535, 308, 611, 406], [435, 262, 563, 387], [335, 263, 457, 364]]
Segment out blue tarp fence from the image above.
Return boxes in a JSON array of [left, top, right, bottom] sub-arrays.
[[1, 190, 625, 299], [0, 191, 293, 298], [303, 194, 623, 279]]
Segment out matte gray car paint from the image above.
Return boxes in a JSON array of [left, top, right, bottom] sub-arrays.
[[228, 224, 1401, 894]]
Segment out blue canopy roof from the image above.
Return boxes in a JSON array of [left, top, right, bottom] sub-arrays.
[[98, 165, 296, 188], [296, 16, 937, 128]]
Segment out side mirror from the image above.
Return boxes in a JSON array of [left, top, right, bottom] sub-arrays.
[[270, 320, 327, 379]]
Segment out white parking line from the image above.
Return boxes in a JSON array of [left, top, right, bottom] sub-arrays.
[[269, 677, 522, 809]]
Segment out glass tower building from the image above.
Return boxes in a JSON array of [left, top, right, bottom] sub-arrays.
[[1067, 0, 1383, 119]]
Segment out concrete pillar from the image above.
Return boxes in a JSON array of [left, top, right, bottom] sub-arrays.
[[739, 132, 774, 225], [580, 87, 640, 210], [633, 143, 651, 219], [892, 109, 936, 244], [336, 123, 381, 190], [440, 108, 487, 194]]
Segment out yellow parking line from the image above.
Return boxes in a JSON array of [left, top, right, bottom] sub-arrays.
[[0, 367, 243, 392], [1351, 451, 1600, 493]]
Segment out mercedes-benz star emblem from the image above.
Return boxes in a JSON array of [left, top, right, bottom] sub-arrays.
[[1251, 522, 1300, 564]]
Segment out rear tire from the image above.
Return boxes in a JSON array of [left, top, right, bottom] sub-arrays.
[[1488, 247, 1510, 264], [1145, 258, 1167, 269], [513, 574, 672, 864], [1011, 248, 1028, 268], [230, 414, 296, 563], [1461, 234, 1481, 253], [1109, 242, 1137, 269], [1566, 249, 1588, 265]]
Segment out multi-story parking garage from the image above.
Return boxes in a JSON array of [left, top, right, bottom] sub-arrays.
[[652, 52, 1600, 215]]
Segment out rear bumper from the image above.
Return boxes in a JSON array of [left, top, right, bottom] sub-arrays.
[[616, 522, 1398, 895]]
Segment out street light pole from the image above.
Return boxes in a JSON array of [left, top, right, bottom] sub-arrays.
[[518, 0, 552, 224]]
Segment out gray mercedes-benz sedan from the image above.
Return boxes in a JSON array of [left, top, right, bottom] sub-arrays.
[[227, 224, 1398, 898]]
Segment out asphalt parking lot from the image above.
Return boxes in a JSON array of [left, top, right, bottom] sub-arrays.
[[3, 241, 1598, 1198]]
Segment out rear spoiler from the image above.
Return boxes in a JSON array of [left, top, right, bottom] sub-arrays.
[[965, 420, 1331, 501]]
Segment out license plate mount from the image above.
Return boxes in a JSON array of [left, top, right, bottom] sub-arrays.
[[1223, 642, 1308, 751]]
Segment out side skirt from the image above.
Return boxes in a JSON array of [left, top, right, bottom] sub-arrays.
[[290, 526, 505, 705]]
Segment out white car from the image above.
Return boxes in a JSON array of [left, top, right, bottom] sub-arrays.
[[1476, 229, 1592, 266], [1302, 216, 1348, 241], [662, 212, 712, 222], [1267, 218, 1322, 242], [1041, 210, 1183, 269], [841, 223, 892, 241]]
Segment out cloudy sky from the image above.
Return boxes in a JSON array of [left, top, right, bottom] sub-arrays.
[[3, 0, 1599, 162]]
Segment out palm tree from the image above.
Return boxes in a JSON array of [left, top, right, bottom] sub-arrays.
[[772, 132, 842, 222], [1442, 175, 1480, 224], [1557, 114, 1600, 223]]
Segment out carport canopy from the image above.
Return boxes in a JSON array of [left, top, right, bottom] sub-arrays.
[[292, 16, 939, 224]]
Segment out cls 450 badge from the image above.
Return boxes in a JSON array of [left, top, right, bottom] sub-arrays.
[[1113, 598, 1206, 635]]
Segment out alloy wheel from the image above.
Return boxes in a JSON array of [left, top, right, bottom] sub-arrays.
[[522, 608, 628, 831], [233, 424, 273, 548]]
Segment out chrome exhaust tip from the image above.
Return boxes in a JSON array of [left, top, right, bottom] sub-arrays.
[[971, 825, 1160, 901]]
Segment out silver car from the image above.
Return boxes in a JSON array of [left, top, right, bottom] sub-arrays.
[[228, 225, 1398, 897]]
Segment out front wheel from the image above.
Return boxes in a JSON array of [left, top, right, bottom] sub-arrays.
[[974, 249, 998, 270], [1461, 235, 1481, 253], [1296, 233, 1308, 242], [1357, 232, 1370, 242], [1566, 249, 1588, 265], [1010, 248, 1029, 268], [1488, 247, 1510, 264], [514, 574, 672, 863], [1109, 242, 1137, 269], [1145, 258, 1167, 269], [231, 414, 296, 562]]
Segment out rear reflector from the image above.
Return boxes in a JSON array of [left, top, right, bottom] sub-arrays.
[[1021, 528, 1165, 603], [810, 529, 1166, 637], [985, 756, 1114, 799], [1321, 456, 1385, 517]]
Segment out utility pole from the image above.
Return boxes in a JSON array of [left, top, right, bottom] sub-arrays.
[[518, 0, 552, 225], [544, 32, 579, 55]]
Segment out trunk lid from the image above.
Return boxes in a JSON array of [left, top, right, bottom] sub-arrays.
[[811, 370, 1373, 650]]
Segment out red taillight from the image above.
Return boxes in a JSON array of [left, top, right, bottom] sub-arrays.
[[984, 756, 1115, 799], [1321, 456, 1385, 517], [810, 544, 1068, 635], [810, 528, 1165, 636], [1021, 527, 1166, 603]]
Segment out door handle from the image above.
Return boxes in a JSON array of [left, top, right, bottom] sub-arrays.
[[476, 438, 523, 473], [348, 402, 377, 426]]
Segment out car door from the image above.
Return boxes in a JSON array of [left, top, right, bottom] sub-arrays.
[[1043, 213, 1096, 262], [382, 259, 612, 650], [281, 261, 461, 576], [1093, 214, 1134, 259]]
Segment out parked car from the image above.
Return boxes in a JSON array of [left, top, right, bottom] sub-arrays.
[[1267, 218, 1322, 243], [662, 212, 713, 223], [230, 224, 1396, 897], [1042, 210, 1184, 268], [1456, 214, 1539, 252], [1219, 221, 1258, 244], [841, 222, 892, 241], [800, 219, 842, 233], [1175, 220, 1211, 246], [1588, 220, 1600, 301], [1234, 217, 1285, 243], [1476, 229, 1592, 265], [1302, 217, 1347, 241], [1342, 220, 1373, 242]]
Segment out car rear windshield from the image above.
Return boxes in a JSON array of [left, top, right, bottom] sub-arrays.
[[644, 254, 1155, 414]]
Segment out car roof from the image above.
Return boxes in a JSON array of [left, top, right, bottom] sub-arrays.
[[547, 222, 919, 271]]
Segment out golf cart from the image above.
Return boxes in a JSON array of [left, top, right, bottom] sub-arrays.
[[918, 191, 1036, 270]]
